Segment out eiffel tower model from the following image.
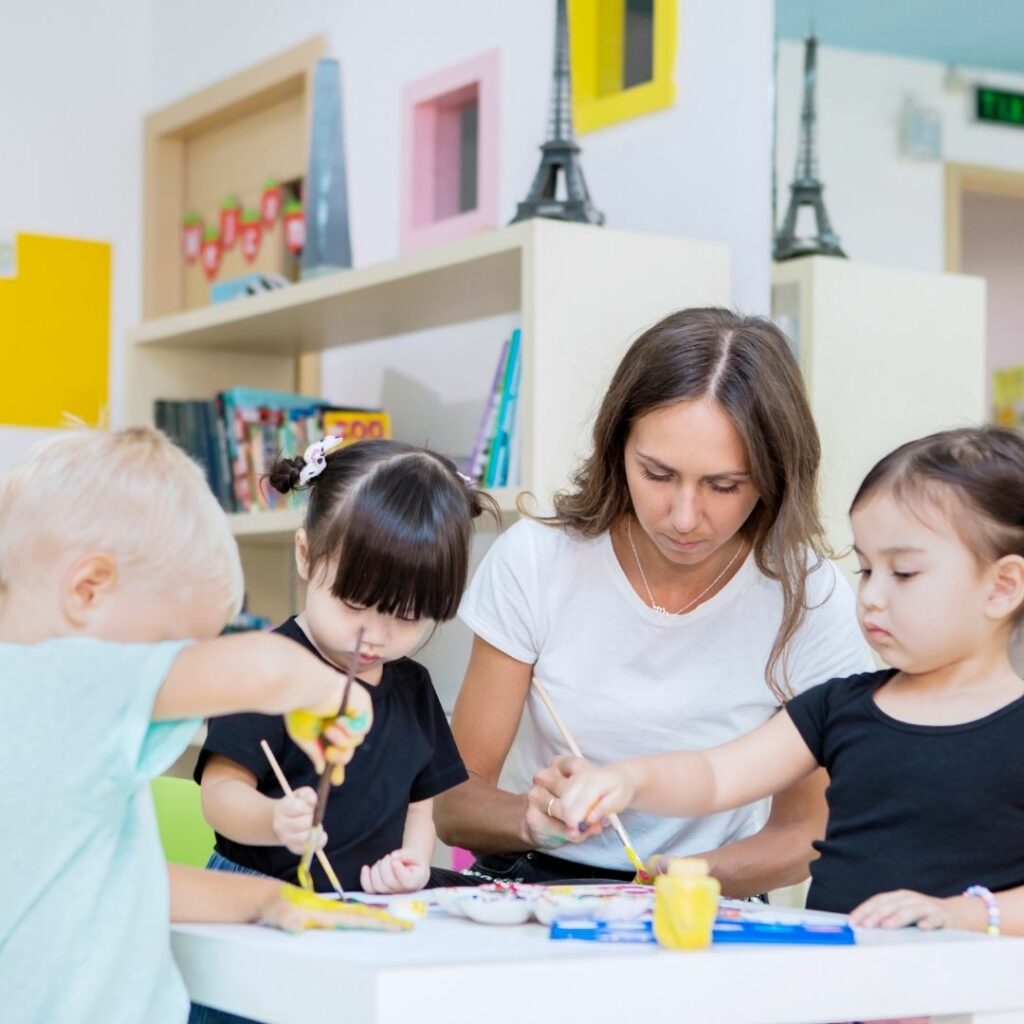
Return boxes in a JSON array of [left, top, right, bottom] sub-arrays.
[[773, 33, 845, 260], [512, 0, 604, 225]]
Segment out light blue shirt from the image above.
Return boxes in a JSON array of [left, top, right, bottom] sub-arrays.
[[0, 637, 201, 1023]]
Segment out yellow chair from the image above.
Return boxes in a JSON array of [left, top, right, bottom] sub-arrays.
[[151, 776, 215, 868]]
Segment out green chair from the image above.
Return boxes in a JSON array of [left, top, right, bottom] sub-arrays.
[[151, 776, 215, 868]]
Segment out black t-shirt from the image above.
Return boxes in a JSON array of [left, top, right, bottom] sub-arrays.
[[787, 668, 1024, 914], [194, 617, 468, 891]]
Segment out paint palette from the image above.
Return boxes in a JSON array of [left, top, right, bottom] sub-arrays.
[[434, 884, 653, 927]]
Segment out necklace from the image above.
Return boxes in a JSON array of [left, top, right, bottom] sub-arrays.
[[626, 517, 745, 615]]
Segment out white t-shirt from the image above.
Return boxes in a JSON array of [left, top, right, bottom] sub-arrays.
[[458, 518, 874, 870]]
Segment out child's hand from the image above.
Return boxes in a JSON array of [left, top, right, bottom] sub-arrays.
[[271, 788, 326, 855], [259, 883, 410, 933], [552, 755, 636, 836], [360, 849, 431, 894], [849, 889, 980, 931], [286, 681, 374, 783]]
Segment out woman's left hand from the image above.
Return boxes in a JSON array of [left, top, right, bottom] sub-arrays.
[[849, 889, 970, 931]]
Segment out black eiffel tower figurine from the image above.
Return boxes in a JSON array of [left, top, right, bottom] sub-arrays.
[[512, 0, 604, 225], [774, 33, 845, 260]]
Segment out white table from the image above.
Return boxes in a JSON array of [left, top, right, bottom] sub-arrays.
[[172, 912, 1024, 1024]]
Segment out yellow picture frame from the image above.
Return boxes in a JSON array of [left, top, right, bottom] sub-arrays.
[[569, 0, 678, 134]]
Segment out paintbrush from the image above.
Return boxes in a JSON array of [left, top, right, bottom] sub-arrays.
[[296, 627, 364, 891], [260, 739, 345, 897], [531, 675, 652, 884]]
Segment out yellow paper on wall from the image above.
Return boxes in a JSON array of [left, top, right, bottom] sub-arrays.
[[0, 233, 110, 428]]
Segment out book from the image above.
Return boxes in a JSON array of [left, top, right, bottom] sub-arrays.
[[487, 327, 523, 488], [153, 390, 391, 513], [322, 408, 392, 443], [467, 337, 511, 484]]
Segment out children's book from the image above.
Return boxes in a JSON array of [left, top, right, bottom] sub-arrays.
[[486, 328, 523, 489], [154, 388, 392, 513], [467, 337, 511, 484], [322, 408, 392, 444]]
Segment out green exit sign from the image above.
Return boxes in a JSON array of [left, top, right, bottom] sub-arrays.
[[977, 86, 1024, 127]]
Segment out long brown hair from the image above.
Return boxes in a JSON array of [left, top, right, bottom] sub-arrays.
[[542, 307, 828, 701]]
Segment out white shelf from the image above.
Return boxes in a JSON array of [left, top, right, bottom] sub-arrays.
[[126, 220, 731, 630], [770, 256, 985, 580], [128, 223, 529, 354]]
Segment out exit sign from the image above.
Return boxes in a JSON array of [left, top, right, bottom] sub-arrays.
[[976, 86, 1024, 128]]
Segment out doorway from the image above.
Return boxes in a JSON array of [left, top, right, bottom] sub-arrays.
[[945, 163, 1024, 412]]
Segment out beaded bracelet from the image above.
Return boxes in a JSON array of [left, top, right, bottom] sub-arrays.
[[963, 885, 1001, 936]]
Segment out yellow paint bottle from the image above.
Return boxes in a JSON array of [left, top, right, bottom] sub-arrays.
[[653, 857, 720, 950]]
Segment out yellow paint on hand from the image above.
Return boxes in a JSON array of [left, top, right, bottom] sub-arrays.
[[279, 884, 413, 932]]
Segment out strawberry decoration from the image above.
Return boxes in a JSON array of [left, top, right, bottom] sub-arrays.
[[200, 227, 222, 280], [219, 195, 241, 250], [261, 177, 282, 227], [239, 208, 262, 262], [283, 198, 305, 254], [181, 213, 203, 264]]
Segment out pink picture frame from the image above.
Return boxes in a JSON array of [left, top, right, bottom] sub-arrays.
[[400, 50, 501, 254]]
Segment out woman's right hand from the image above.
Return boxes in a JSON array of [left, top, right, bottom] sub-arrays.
[[522, 756, 596, 849], [271, 787, 326, 855]]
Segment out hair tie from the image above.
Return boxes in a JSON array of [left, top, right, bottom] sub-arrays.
[[298, 435, 344, 486], [457, 471, 475, 488]]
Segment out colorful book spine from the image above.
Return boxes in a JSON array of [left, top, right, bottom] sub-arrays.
[[467, 336, 511, 484], [322, 409, 392, 443], [485, 328, 522, 488], [154, 389, 392, 513]]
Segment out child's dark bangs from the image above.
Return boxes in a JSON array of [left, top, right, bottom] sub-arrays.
[[327, 501, 465, 622]]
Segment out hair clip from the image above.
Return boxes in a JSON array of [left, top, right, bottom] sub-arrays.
[[298, 435, 345, 486], [458, 471, 476, 488]]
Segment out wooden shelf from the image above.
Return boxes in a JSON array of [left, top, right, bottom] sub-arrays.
[[130, 222, 528, 354]]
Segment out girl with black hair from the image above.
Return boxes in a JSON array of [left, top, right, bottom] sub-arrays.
[[555, 426, 1024, 935], [194, 438, 497, 900]]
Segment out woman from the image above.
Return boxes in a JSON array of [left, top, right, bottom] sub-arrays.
[[434, 307, 874, 895]]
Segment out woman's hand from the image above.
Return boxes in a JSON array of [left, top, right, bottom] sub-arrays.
[[522, 757, 587, 849], [550, 755, 636, 834], [270, 788, 325, 855], [849, 889, 984, 931], [360, 849, 431, 894]]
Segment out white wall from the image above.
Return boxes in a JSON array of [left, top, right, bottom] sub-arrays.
[[148, 0, 774, 312], [776, 39, 1024, 275], [1, 1, 774, 473], [0, 0, 149, 475]]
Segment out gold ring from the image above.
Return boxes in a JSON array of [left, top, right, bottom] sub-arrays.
[[546, 795, 556, 817]]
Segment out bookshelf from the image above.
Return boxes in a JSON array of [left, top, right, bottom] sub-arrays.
[[125, 218, 730, 632], [771, 256, 986, 580]]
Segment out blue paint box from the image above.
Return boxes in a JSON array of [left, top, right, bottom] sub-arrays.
[[549, 918, 856, 945]]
